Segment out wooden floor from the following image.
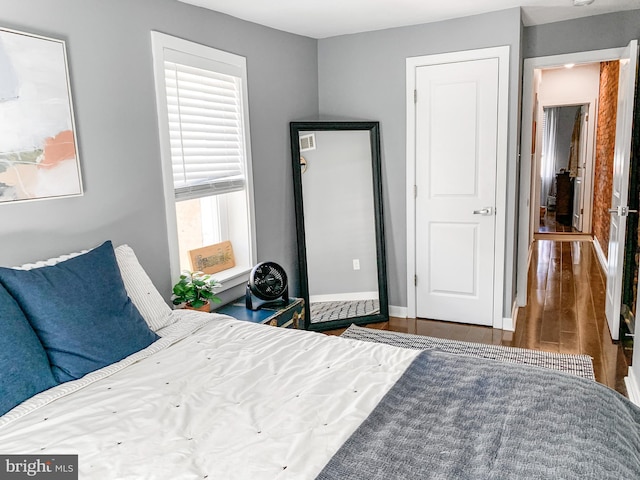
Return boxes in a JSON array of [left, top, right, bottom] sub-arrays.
[[539, 210, 577, 233], [327, 239, 631, 397]]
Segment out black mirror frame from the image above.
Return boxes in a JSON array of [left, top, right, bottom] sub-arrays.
[[290, 121, 389, 331]]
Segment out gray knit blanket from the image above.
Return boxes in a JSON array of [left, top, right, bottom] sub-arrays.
[[317, 349, 640, 479]]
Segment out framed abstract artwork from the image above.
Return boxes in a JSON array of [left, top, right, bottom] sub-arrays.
[[0, 27, 82, 204]]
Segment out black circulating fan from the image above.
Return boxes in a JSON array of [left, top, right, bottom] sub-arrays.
[[246, 262, 289, 310]]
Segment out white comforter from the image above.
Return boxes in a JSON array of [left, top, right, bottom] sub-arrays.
[[0, 311, 419, 479]]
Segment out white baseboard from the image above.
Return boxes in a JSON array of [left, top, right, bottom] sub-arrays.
[[495, 301, 517, 332], [388, 306, 518, 328], [500, 301, 519, 332], [389, 305, 408, 318], [593, 236, 608, 275], [625, 367, 640, 407], [517, 245, 534, 307], [389, 305, 513, 327]]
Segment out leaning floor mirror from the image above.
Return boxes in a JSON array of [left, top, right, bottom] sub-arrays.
[[290, 121, 389, 331]]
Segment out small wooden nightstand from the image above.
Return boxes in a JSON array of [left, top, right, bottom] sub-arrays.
[[215, 297, 305, 329]]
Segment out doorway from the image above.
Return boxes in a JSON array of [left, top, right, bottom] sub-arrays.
[[517, 46, 626, 308], [529, 63, 600, 241], [538, 103, 590, 235], [518, 42, 640, 404]]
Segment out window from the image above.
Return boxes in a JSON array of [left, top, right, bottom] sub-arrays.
[[151, 32, 256, 291]]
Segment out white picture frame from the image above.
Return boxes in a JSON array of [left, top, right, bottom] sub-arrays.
[[0, 27, 83, 204]]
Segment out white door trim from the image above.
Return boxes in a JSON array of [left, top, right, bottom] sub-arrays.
[[626, 248, 640, 406], [516, 47, 625, 308], [605, 39, 638, 341], [532, 98, 597, 235], [406, 46, 509, 329]]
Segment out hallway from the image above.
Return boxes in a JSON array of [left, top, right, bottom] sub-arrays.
[[515, 240, 628, 395]]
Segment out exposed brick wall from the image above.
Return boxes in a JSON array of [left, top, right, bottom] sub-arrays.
[[592, 61, 619, 256]]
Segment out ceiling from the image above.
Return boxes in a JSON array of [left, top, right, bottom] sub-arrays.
[[177, 0, 640, 39]]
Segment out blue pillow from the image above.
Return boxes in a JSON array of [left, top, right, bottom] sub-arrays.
[[0, 241, 159, 383], [0, 284, 57, 416]]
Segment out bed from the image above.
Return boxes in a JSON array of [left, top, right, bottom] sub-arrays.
[[1, 241, 640, 479]]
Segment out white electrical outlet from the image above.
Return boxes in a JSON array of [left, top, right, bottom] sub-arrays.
[[353, 259, 360, 270]]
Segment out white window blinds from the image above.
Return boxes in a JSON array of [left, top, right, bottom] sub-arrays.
[[164, 59, 246, 201]]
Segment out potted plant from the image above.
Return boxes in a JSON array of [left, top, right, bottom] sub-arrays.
[[172, 271, 222, 312]]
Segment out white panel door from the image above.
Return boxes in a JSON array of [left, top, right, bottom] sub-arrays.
[[415, 58, 499, 326], [605, 39, 638, 341], [572, 105, 589, 231]]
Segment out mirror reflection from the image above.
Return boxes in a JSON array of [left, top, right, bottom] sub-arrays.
[[302, 130, 379, 323], [290, 122, 388, 331]]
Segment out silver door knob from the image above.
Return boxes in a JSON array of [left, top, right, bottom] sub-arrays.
[[473, 207, 494, 216], [609, 206, 639, 216]]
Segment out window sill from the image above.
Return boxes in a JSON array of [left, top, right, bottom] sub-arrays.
[[212, 265, 252, 293]]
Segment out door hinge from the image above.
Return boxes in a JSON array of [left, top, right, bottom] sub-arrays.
[[414, 89, 417, 103], [581, 208, 584, 214], [414, 185, 417, 198], [414, 274, 417, 286]]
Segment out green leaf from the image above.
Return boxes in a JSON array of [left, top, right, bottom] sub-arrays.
[[172, 270, 222, 308], [189, 299, 205, 308]]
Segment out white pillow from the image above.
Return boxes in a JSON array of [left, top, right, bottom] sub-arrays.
[[114, 245, 173, 331], [13, 243, 173, 332], [13, 250, 89, 270]]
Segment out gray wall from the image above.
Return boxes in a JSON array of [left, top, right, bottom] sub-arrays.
[[0, 0, 318, 302], [524, 10, 640, 58], [317, 8, 523, 314]]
